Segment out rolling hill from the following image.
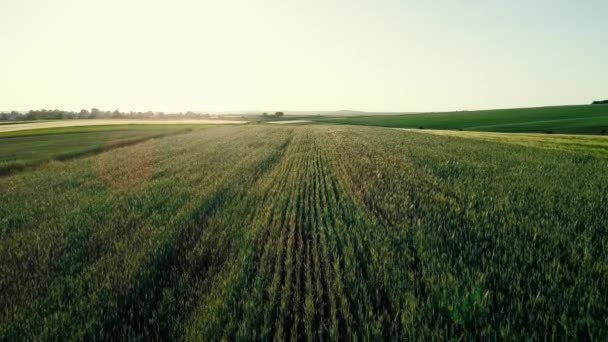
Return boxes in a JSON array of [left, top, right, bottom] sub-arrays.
[[315, 105, 608, 134]]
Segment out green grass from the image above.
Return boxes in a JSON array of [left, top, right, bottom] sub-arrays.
[[1, 125, 607, 340], [315, 105, 608, 134], [0, 125, 205, 176]]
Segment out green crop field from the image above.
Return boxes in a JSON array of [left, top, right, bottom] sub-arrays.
[[408, 129, 608, 157], [1, 125, 607, 340], [0, 125, 206, 176], [315, 105, 608, 134]]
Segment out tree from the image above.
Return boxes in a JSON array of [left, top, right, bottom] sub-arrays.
[[91, 108, 101, 118], [8, 111, 20, 120], [274, 111, 284, 117], [592, 100, 608, 105]]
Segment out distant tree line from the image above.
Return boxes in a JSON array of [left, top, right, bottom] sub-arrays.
[[0, 109, 215, 121], [260, 111, 285, 119], [592, 100, 608, 105]]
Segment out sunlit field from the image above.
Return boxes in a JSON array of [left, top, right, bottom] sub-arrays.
[[0, 119, 245, 133], [409, 128, 608, 157], [1, 124, 607, 340], [0, 125, 209, 176]]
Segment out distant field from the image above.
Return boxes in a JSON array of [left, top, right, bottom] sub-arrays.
[[0, 120, 48, 126], [268, 120, 312, 124], [408, 128, 608, 157], [0, 119, 245, 133], [315, 105, 608, 134], [0, 125, 206, 175], [1, 125, 607, 340]]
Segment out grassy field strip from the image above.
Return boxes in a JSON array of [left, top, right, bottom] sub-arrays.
[[267, 120, 312, 124], [402, 128, 608, 156], [0, 119, 245, 133], [0, 121, 49, 125], [314, 104, 608, 134], [183, 129, 309, 339], [0, 126, 205, 176], [465, 115, 608, 132], [0, 124, 210, 137], [183, 130, 321, 338], [327, 126, 440, 338]]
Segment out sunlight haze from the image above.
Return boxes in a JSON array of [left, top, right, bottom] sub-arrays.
[[1, 0, 606, 112]]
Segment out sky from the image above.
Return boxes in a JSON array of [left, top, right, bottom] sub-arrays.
[[1, 0, 606, 113]]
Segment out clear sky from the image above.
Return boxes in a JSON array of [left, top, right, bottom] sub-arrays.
[[1, 0, 606, 112]]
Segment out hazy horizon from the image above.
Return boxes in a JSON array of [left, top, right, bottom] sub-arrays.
[[2, 0, 606, 113]]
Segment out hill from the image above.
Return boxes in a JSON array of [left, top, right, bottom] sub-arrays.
[[315, 105, 608, 134]]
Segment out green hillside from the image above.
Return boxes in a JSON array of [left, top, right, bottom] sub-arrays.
[[316, 105, 608, 134]]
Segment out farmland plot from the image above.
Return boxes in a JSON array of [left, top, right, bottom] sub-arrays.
[[0, 125, 207, 176], [0, 125, 607, 340]]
